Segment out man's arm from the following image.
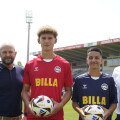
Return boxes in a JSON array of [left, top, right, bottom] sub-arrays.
[[101, 103, 117, 120], [61, 86, 72, 106], [48, 86, 72, 116], [21, 84, 36, 116], [72, 101, 88, 120]]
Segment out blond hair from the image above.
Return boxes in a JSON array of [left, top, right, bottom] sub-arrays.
[[37, 25, 58, 38]]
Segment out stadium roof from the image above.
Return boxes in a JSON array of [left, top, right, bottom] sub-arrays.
[[31, 38, 120, 64]]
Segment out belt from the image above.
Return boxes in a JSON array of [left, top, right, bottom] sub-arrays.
[[0, 116, 19, 120]]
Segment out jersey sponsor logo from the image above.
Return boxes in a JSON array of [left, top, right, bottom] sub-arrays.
[[82, 84, 87, 89], [82, 96, 106, 105], [54, 66, 61, 73], [101, 83, 108, 90], [35, 78, 58, 87], [34, 67, 39, 71]]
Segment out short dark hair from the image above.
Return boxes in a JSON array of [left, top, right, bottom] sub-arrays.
[[37, 25, 58, 38], [87, 47, 102, 56]]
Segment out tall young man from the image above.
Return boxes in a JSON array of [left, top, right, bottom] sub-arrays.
[[0, 43, 24, 120], [112, 66, 120, 120], [21, 25, 73, 120], [72, 47, 117, 120]]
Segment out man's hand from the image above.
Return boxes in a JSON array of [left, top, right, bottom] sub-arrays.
[[79, 105, 89, 120], [45, 99, 63, 117], [100, 106, 110, 120], [27, 98, 38, 117], [72, 101, 89, 120]]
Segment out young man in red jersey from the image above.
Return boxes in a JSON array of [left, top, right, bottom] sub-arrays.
[[21, 25, 73, 120]]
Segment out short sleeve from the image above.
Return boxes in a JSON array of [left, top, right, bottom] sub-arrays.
[[22, 63, 31, 85], [63, 62, 73, 87]]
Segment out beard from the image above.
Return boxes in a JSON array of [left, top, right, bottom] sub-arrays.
[[2, 57, 14, 65]]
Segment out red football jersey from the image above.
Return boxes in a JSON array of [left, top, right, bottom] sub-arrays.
[[22, 55, 73, 120]]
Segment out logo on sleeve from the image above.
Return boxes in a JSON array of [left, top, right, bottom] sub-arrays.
[[54, 66, 61, 73], [101, 83, 108, 90]]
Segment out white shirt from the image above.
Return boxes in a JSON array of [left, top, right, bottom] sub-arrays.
[[43, 59, 52, 62], [91, 76, 99, 80], [112, 66, 120, 114]]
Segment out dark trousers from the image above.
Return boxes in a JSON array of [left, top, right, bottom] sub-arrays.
[[115, 114, 120, 120]]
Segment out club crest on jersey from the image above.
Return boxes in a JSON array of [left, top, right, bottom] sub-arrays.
[[54, 66, 61, 73], [101, 83, 108, 90]]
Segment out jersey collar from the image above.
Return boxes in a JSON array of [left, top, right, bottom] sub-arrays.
[[0, 63, 15, 70]]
